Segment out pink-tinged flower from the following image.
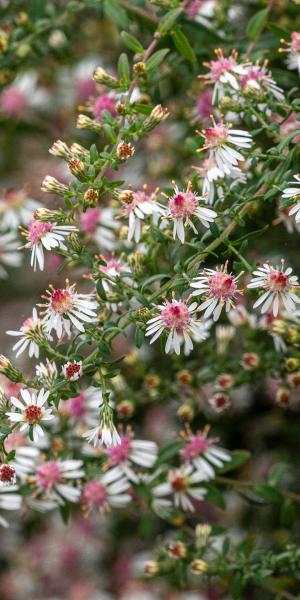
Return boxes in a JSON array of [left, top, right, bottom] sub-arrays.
[[180, 426, 231, 479], [65, 386, 100, 426], [35, 360, 58, 387], [21, 219, 77, 271], [152, 465, 206, 512], [195, 89, 213, 120], [6, 308, 47, 359], [202, 49, 249, 103], [6, 388, 54, 443], [190, 263, 243, 321], [120, 188, 164, 243], [280, 32, 300, 75], [198, 117, 253, 176], [240, 63, 284, 101], [93, 93, 117, 119], [186, 0, 217, 25], [0, 464, 16, 487], [162, 182, 217, 243], [282, 175, 300, 224], [105, 431, 158, 482], [0, 188, 39, 230], [80, 207, 116, 251], [247, 261, 300, 317], [145, 294, 206, 355], [39, 280, 98, 338], [62, 361, 83, 382], [34, 459, 84, 504], [0, 231, 22, 278], [81, 467, 131, 515], [208, 392, 231, 413]]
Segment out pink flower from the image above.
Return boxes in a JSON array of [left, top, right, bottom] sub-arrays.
[[93, 94, 117, 119], [191, 263, 243, 321], [195, 89, 213, 120], [248, 261, 300, 317]]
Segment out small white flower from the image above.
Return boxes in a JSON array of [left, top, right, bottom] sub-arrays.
[[62, 360, 83, 381], [34, 459, 84, 504], [35, 359, 58, 386], [39, 280, 98, 338], [81, 466, 131, 515], [201, 48, 250, 104], [282, 174, 300, 224], [247, 260, 300, 317], [180, 426, 231, 479], [0, 231, 22, 278], [82, 394, 121, 448], [280, 32, 300, 75], [6, 388, 55, 443], [161, 182, 217, 243], [0, 189, 39, 230], [21, 218, 78, 271], [239, 63, 284, 101], [120, 188, 164, 243], [0, 464, 16, 487], [190, 263, 243, 321], [6, 308, 47, 359], [198, 117, 253, 177], [105, 431, 158, 482], [153, 465, 207, 512], [145, 293, 206, 355]]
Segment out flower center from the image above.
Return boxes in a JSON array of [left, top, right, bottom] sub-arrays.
[[209, 272, 237, 300], [204, 124, 228, 147], [82, 480, 108, 509], [181, 435, 211, 460], [0, 464, 16, 484], [161, 302, 191, 331], [24, 404, 42, 424], [268, 270, 289, 292], [107, 434, 131, 464], [28, 220, 53, 245], [170, 473, 189, 492], [209, 57, 236, 81], [50, 289, 74, 314], [36, 461, 61, 491], [169, 192, 198, 219], [65, 363, 81, 379]]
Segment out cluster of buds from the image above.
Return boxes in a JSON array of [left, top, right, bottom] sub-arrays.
[[49, 140, 73, 160], [41, 176, 69, 196], [33, 208, 68, 224], [141, 105, 170, 134], [93, 67, 119, 88], [76, 114, 103, 133]]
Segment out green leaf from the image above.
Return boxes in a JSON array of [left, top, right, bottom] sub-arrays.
[[268, 462, 286, 487], [118, 53, 130, 87], [246, 8, 268, 41], [204, 482, 226, 510], [135, 327, 145, 348], [219, 450, 251, 474], [96, 279, 107, 300], [230, 574, 245, 600], [29, 0, 46, 19], [121, 31, 144, 54], [103, 0, 129, 28], [141, 273, 170, 292], [253, 484, 283, 504], [155, 440, 185, 467], [157, 8, 182, 36], [280, 499, 295, 529], [171, 25, 196, 62], [146, 48, 170, 72]]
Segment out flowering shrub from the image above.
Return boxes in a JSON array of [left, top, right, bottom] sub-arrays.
[[1, 0, 300, 598]]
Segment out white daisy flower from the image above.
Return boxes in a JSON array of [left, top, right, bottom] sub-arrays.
[[6, 388, 55, 443], [145, 293, 206, 355], [6, 308, 47, 359], [152, 465, 207, 512], [247, 260, 300, 317], [39, 280, 98, 338], [81, 466, 131, 515], [161, 182, 217, 243], [190, 262, 243, 321], [120, 188, 164, 243], [280, 32, 300, 75], [105, 430, 158, 482], [0, 189, 40, 230], [180, 426, 231, 479], [201, 49, 250, 104], [33, 459, 84, 504], [21, 218, 78, 271], [0, 230, 22, 278], [198, 117, 253, 177], [282, 174, 300, 224], [239, 62, 284, 101]]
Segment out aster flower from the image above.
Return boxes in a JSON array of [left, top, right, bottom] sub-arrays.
[[180, 426, 231, 479], [240, 62, 284, 101], [33, 459, 84, 504], [280, 32, 300, 75], [82, 394, 121, 448], [80, 207, 116, 251], [21, 219, 78, 271], [145, 294, 206, 355], [247, 261, 300, 317], [62, 360, 83, 382], [0, 189, 39, 230], [39, 280, 98, 338], [208, 392, 231, 413], [282, 174, 300, 224], [6, 308, 47, 359], [161, 182, 217, 243], [35, 359, 58, 386], [120, 187, 164, 243], [194, 157, 247, 205], [6, 388, 54, 443], [81, 467, 131, 515], [0, 464, 16, 487], [201, 49, 249, 103], [185, 0, 217, 28], [65, 386, 102, 428], [152, 465, 207, 512], [105, 430, 158, 482], [0, 231, 22, 278], [197, 117, 253, 176], [190, 263, 243, 321]]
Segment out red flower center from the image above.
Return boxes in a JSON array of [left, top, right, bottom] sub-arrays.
[[268, 270, 289, 292], [0, 464, 15, 484], [161, 302, 191, 332], [50, 289, 74, 314], [24, 404, 42, 424], [170, 473, 188, 492]]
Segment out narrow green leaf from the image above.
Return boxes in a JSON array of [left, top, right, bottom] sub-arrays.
[[246, 8, 268, 41], [280, 499, 295, 529], [146, 48, 170, 72], [219, 450, 251, 474], [121, 31, 144, 54], [253, 484, 283, 504], [155, 441, 185, 466], [118, 53, 130, 87], [158, 8, 182, 36], [171, 25, 196, 62], [103, 0, 129, 28]]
